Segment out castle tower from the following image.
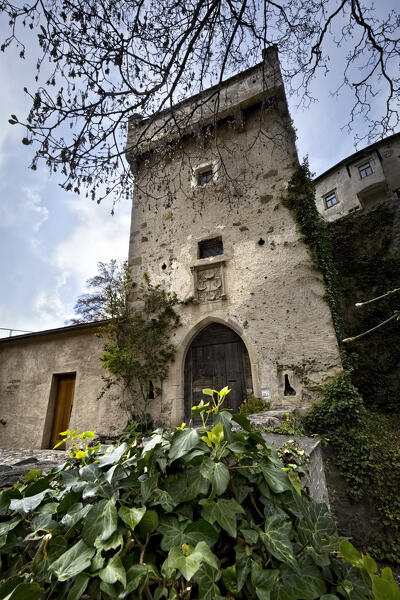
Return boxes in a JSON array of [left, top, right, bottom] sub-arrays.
[[126, 47, 341, 426]]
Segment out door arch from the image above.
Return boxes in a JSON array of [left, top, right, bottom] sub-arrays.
[[184, 323, 253, 419]]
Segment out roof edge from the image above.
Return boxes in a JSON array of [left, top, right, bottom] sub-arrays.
[[0, 320, 110, 344]]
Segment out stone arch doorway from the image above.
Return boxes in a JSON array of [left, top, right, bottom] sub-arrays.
[[184, 323, 253, 419]]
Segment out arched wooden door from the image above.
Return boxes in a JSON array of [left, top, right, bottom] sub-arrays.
[[184, 323, 253, 420]]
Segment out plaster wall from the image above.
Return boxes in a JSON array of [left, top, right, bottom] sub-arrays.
[[127, 59, 342, 426], [315, 134, 400, 222], [0, 327, 127, 449]]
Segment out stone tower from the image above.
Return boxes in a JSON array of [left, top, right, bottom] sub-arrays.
[[126, 47, 341, 427]]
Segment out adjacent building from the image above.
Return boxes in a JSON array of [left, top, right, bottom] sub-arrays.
[[314, 133, 400, 222]]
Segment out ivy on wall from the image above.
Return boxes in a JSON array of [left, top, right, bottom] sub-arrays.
[[329, 202, 400, 412], [286, 164, 400, 564]]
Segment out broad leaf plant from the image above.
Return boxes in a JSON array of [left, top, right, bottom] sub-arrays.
[[0, 389, 398, 599]]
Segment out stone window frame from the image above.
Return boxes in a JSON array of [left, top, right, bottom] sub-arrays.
[[323, 190, 339, 210], [191, 161, 218, 188], [358, 161, 373, 179]]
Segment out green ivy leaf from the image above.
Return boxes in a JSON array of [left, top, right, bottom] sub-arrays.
[[118, 505, 146, 530], [66, 574, 89, 600], [371, 568, 400, 600], [169, 429, 200, 463], [200, 456, 230, 496], [9, 490, 49, 515], [1, 582, 44, 600], [200, 498, 245, 538], [166, 466, 209, 504], [260, 514, 297, 571], [82, 498, 118, 546], [163, 541, 219, 581], [251, 561, 279, 600], [194, 563, 222, 599], [49, 540, 95, 581], [97, 443, 128, 467], [260, 462, 292, 494], [139, 510, 159, 536], [99, 554, 127, 588]]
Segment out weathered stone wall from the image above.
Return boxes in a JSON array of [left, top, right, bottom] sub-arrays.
[[0, 325, 127, 449], [127, 53, 342, 426]]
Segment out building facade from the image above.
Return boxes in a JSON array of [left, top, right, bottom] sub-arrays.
[[126, 47, 342, 427], [314, 133, 400, 222]]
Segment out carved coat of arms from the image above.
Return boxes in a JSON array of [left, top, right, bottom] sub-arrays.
[[192, 262, 226, 303]]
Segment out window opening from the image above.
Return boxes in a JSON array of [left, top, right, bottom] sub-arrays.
[[348, 206, 361, 214], [258, 238, 265, 246], [161, 263, 167, 270], [197, 169, 213, 186], [148, 381, 155, 400], [358, 162, 372, 178], [324, 191, 338, 209], [198, 237, 223, 259], [393, 189, 400, 201], [284, 374, 296, 396]]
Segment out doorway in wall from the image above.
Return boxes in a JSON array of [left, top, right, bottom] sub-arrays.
[[184, 323, 252, 420], [48, 373, 76, 449]]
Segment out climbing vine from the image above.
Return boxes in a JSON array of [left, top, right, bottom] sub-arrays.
[[101, 271, 181, 421]]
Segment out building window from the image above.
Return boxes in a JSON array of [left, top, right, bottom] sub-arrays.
[[393, 189, 400, 201], [199, 237, 223, 258], [324, 191, 338, 209], [358, 162, 372, 178], [197, 168, 213, 186], [348, 206, 361, 214]]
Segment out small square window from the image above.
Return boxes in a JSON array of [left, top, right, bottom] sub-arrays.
[[348, 206, 361, 214], [358, 162, 372, 178], [199, 237, 223, 258], [197, 169, 213, 186], [324, 191, 338, 209]]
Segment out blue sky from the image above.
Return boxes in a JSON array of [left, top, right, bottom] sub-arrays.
[[0, 5, 398, 337]]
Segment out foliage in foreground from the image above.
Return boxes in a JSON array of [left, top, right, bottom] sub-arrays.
[[0, 396, 398, 599], [304, 371, 400, 563]]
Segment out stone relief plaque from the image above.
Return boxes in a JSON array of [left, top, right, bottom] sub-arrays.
[[192, 261, 226, 303]]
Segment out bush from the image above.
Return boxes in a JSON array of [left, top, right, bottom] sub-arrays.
[[239, 396, 270, 416], [0, 392, 398, 598]]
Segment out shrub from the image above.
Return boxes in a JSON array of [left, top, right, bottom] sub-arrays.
[[0, 391, 397, 599], [239, 396, 270, 416]]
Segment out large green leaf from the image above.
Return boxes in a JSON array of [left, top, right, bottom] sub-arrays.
[[295, 496, 337, 553], [184, 519, 219, 548], [166, 467, 209, 504], [82, 498, 118, 546], [200, 457, 230, 496], [97, 443, 128, 467], [2, 583, 44, 600], [66, 574, 89, 600], [139, 510, 159, 536], [163, 541, 219, 581], [271, 558, 326, 600], [158, 516, 188, 551], [169, 429, 200, 463], [118, 505, 146, 530], [9, 490, 49, 515], [194, 563, 222, 599], [260, 462, 292, 494], [260, 514, 297, 571], [99, 554, 127, 588], [49, 540, 95, 581], [0, 518, 21, 537], [372, 568, 400, 600], [200, 498, 245, 538], [251, 562, 279, 600]]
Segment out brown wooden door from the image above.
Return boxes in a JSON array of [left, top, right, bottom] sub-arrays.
[[184, 324, 252, 420], [49, 374, 76, 449]]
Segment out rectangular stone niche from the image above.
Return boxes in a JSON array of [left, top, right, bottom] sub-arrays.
[[191, 260, 227, 303]]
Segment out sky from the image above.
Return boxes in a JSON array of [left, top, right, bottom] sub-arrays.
[[0, 4, 398, 338]]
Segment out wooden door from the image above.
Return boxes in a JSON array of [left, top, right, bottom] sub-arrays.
[[49, 374, 76, 449], [184, 324, 252, 420]]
